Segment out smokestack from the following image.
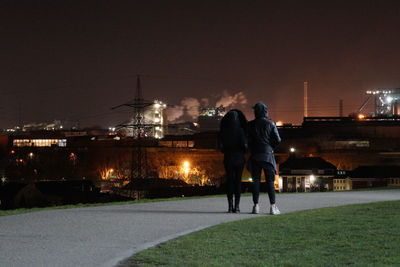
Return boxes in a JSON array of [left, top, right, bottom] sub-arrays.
[[339, 99, 343, 117], [303, 81, 308, 118], [135, 75, 144, 103]]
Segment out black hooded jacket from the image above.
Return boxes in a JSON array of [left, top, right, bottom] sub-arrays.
[[248, 102, 281, 171], [218, 110, 247, 163]]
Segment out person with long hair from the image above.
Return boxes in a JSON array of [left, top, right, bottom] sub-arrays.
[[218, 109, 248, 213]]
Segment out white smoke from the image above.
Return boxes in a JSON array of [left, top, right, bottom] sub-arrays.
[[166, 105, 184, 122], [216, 90, 248, 108], [200, 98, 209, 106], [181, 97, 200, 119], [167, 91, 248, 122]]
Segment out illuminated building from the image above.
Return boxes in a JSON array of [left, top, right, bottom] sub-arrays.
[[197, 106, 225, 132], [13, 139, 67, 147], [147, 100, 167, 139], [366, 88, 400, 116], [280, 157, 336, 192]]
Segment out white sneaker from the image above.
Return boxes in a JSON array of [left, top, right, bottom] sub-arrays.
[[270, 204, 281, 215], [252, 204, 259, 214]]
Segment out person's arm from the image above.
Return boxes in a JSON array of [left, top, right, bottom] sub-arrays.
[[246, 122, 253, 152], [269, 122, 281, 149]]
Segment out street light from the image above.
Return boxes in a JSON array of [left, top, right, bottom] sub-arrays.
[[290, 147, 296, 153]]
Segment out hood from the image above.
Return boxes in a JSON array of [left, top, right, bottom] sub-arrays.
[[253, 102, 269, 119]]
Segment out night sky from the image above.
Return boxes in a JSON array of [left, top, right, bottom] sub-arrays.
[[1, 0, 400, 128]]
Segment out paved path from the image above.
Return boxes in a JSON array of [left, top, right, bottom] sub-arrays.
[[1, 189, 400, 267]]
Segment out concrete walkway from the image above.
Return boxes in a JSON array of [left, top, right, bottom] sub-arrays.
[[1, 189, 399, 267]]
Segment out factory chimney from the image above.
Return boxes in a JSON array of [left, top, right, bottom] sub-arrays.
[[303, 81, 308, 118]]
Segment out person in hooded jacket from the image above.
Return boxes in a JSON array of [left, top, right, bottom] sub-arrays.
[[218, 109, 248, 213], [248, 102, 281, 215]]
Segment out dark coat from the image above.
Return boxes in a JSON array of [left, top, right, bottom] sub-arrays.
[[247, 102, 281, 172], [218, 110, 248, 165]]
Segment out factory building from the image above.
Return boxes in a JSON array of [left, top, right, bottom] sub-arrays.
[[197, 106, 225, 132], [365, 88, 400, 116]]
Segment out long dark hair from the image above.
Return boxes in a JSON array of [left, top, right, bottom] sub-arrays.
[[220, 109, 248, 131]]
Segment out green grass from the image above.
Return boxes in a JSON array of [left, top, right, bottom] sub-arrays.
[[126, 201, 400, 267]]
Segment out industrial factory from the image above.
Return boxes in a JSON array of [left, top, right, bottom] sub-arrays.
[[365, 88, 400, 116]]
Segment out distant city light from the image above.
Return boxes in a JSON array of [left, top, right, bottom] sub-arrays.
[[182, 161, 190, 177], [358, 114, 365, 120], [276, 121, 283, 126], [290, 147, 296, 153], [28, 152, 34, 158]]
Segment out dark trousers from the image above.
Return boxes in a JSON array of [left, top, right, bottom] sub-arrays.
[[224, 160, 244, 206], [251, 160, 276, 205]]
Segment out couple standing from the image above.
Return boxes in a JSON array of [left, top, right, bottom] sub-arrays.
[[219, 102, 281, 215]]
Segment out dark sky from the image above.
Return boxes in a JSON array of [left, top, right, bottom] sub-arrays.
[[1, 0, 400, 128]]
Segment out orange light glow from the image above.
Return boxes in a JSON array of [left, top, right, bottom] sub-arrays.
[[276, 121, 283, 126], [358, 114, 365, 120], [100, 168, 115, 180]]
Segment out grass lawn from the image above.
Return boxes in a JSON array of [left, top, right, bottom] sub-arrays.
[[125, 201, 400, 267]]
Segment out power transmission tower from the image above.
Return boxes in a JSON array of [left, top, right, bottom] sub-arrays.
[[112, 75, 154, 180]]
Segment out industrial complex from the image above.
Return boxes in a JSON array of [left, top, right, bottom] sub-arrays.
[[1, 83, 400, 209]]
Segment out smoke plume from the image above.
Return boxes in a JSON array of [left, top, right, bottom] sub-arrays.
[[166, 105, 184, 122], [181, 97, 200, 119], [166, 90, 248, 122], [216, 90, 248, 108]]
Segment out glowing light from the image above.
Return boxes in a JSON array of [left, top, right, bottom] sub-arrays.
[[182, 161, 190, 177], [154, 103, 161, 108], [100, 168, 115, 180], [309, 175, 315, 183], [154, 118, 160, 123], [10, 150, 15, 154], [290, 147, 296, 153], [248, 178, 253, 182], [386, 96, 393, 103], [358, 114, 365, 120], [28, 152, 34, 158], [276, 121, 283, 126]]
